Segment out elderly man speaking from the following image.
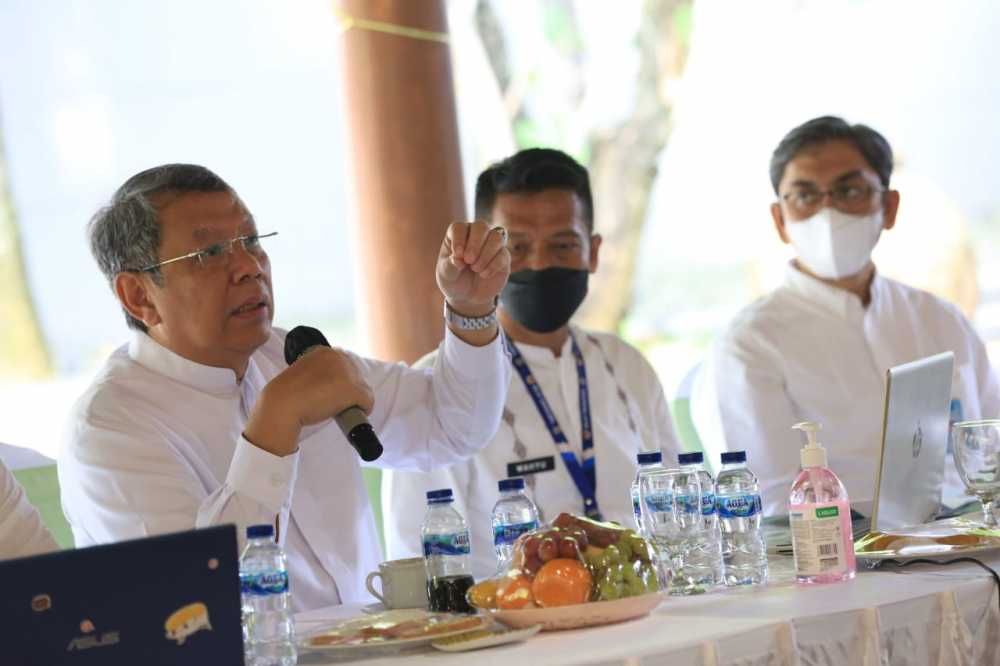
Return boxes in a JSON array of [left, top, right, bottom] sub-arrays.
[[59, 164, 511, 611]]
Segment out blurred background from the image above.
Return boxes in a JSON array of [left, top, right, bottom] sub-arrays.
[[3, 0, 1000, 460]]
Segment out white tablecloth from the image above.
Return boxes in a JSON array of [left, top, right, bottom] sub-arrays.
[[294, 556, 1000, 666]]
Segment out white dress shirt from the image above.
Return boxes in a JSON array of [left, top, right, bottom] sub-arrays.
[[0, 461, 58, 560], [692, 263, 1000, 515], [59, 327, 509, 611], [383, 327, 681, 578]]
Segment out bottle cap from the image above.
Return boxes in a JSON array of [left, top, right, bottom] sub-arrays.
[[246, 524, 274, 539], [498, 478, 525, 492], [721, 451, 746, 464], [678, 452, 703, 465], [793, 421, 827, 468], [637, 451, 662, 465], [426, 488, 454, 503]]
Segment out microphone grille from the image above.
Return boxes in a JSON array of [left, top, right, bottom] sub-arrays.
[[284, 325, 330, 365]]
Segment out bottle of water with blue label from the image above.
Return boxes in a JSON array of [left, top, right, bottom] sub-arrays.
[[678, 452, 724, 588], [492, 478, 539, 574], [422, 489, 475, 613], [715, 451, 768, 586], [631, 451, 663, 535], [240, 524, 296, 666]]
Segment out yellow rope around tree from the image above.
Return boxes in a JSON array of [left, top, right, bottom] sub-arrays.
[[332, 5, 450, 45]]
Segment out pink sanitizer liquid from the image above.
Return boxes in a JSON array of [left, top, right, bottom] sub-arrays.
[[788, 422, 857, 584]]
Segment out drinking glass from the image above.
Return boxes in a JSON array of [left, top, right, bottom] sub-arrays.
[[951, 420, 1000, 527]]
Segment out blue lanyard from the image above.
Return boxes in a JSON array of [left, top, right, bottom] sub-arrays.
[[505, 334, 601, 519]]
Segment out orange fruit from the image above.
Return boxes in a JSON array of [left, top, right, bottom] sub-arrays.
[[467, 579, 499, 609], [531, 558, 593, 607], [496, 574, 535, 610]]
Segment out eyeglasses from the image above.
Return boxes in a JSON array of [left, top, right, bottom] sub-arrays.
[[780, 184, 884, 217], [135, 231, 278, 273]]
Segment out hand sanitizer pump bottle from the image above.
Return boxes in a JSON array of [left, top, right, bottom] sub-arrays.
[[788, 421, 857, 584]]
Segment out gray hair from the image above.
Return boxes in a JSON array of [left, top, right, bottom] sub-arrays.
[[88, 164, 234, 331]]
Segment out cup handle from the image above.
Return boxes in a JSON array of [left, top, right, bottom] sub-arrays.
[[365, 571, 385, 604]]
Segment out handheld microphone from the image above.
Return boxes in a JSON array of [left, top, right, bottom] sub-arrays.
[[283, 325, 384, 462]]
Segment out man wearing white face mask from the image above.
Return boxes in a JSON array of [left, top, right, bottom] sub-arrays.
[[692, 116, 1000, 516]]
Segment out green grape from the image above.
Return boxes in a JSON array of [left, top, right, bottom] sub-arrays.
[[626, 577, 644, 598], [622, 563, 639, 585], [629, 535, 652, 563], [616, 537, 633, 562], [610, 562, 625, 583], [640, 563, 659, 593], [604, 544, 621, 564], [598, 581, 619, 601]]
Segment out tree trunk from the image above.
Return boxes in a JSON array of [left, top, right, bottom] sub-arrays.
[[0, 116, 51, 378], [576, 0, 691, 333], [474, 0, 693, 334]]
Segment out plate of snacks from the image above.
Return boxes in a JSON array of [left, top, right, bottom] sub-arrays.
[[855, 516, 1000, 562], [466, 513, 665, 631], [299, 609, 488, 655]]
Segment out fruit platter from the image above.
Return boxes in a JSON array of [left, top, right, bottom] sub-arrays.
[[467, 513, 664, 630]]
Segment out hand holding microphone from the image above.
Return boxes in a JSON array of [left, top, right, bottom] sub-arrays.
[[243, 326, 381, 461], [282, 326, 384, 462]]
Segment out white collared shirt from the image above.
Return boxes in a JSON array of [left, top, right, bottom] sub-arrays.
[[382, 327, 680, 578], [0, 461, 58, 560], [59, 327, 509, 611], [692, 263, 1000, 515]]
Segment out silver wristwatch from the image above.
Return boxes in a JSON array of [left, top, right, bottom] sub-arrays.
[[443, 299, 498, 331]]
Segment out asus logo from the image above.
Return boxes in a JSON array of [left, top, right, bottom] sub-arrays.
[[67, 632, 120, 652]]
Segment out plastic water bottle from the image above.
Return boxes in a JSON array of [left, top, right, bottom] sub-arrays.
[[492, 478, 539, 573], [715, 451, 768, 586], [422, 489, 475, 613], [631, 451, 663, 535], [240, 524, 296, 666], [239, 570, 255, 663], [678, 452, 724, 588]]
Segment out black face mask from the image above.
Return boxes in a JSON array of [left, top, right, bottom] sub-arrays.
[[500, 267, 589, 333]]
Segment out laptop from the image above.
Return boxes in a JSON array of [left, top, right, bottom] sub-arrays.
[[768, 352, 955, 552], [2, 524, 244, 666], [870, 351, 954, 531]]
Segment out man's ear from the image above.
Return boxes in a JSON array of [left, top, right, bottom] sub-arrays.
[[114, 272, 162, 329], [771, 202, 791, 244], [882, 189, 900, 231], [588, 233, 602, 273]]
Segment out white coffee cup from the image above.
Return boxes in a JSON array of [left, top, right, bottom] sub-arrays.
[[365, 557, 428, 610]]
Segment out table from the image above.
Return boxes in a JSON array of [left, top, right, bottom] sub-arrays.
[[294, 556, 1000, 665]]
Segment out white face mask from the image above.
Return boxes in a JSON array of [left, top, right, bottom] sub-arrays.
[[784, 207, 884, 280]]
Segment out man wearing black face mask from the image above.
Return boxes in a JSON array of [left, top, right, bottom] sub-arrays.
[[383, 148, 681, 577]]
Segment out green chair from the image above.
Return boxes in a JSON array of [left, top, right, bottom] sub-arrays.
[[362, 467, 385, 558], [1, 444, 73, 549], [11, 464, 74, 549], [670, 361, 705, 456]]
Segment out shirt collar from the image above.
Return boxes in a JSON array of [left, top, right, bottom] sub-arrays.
[[510, 325, 577, 365], [783, 261, 879, 322], [128, 331, 247, 396]]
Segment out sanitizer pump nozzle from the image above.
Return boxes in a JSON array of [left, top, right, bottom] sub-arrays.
[[793, 421, 828, 468]]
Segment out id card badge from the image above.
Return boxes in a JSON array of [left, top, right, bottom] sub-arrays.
[[507, 456, 556, 478]]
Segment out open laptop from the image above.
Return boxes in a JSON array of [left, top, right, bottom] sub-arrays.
[[2, 524, 243, 666], [870, 351, 954, 531], [769, 352, 955, 552]]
